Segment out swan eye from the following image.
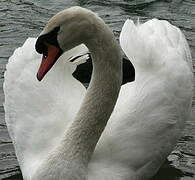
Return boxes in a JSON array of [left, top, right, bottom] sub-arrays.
[[43, 51, 48, 59], [42, 42, 48, 59]]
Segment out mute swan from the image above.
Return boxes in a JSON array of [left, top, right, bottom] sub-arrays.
[[4, 6, 193, 180]]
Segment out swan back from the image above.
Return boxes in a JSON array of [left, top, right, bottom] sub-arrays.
[[3, 38, 88, 179], [120, 19, 193, 74]]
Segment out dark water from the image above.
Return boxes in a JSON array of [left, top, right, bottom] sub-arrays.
[[0, 0, 195, 179]]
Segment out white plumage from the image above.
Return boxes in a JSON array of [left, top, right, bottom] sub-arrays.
[[4, 10, 193, 180], [4, 39, 87, 178]]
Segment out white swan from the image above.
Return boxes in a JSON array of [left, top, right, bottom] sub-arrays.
[[3, 7, 193, 180]]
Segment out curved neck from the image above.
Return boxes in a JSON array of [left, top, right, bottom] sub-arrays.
[[59, 19, 122, 167]]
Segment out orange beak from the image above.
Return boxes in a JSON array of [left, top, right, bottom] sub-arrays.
[[37, 42, 62, 81]]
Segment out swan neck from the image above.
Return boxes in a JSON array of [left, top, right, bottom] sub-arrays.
[[60, 21, 122, 166]]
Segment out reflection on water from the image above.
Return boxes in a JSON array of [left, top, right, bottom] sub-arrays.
[[0, 0, 194, 179]]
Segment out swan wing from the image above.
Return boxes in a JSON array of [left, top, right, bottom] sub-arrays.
[[3, 38, 87, 178], [88, 19, 193, 180]]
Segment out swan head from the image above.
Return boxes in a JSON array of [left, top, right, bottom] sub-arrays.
[[35, 6, 98, 81]]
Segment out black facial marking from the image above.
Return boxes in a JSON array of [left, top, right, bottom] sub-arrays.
[[35, 26, 61, 54]]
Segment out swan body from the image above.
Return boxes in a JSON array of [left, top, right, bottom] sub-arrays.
[[4, 7, 193, 180], [93, 19, 193, 179]]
